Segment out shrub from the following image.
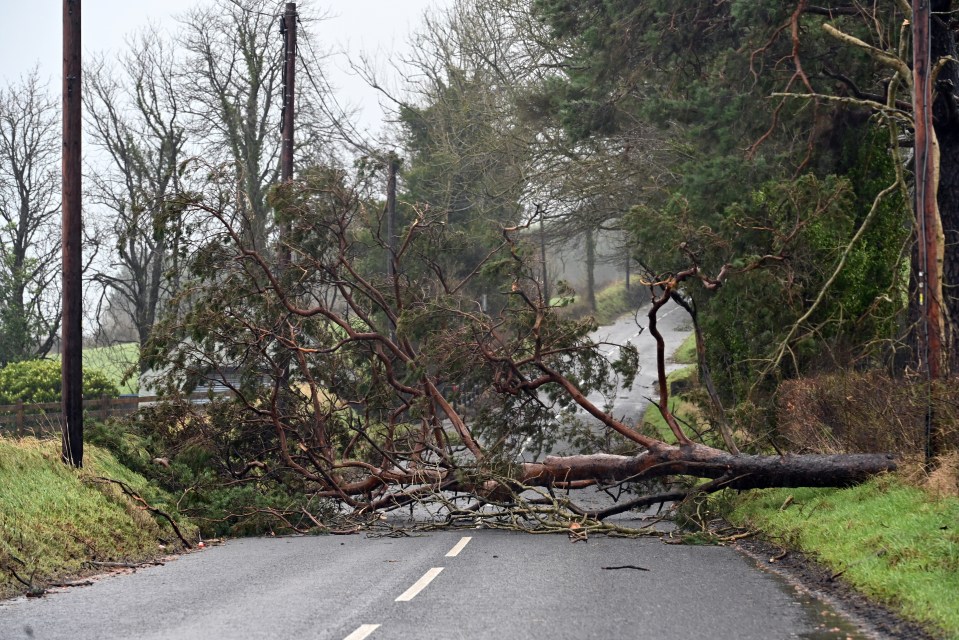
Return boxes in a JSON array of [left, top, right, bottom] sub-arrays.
[[0, 359, 119, 404], [776, 371, 959, 454], [99, 399, 338, 538]]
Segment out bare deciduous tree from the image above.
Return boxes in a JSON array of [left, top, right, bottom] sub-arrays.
[[0, 70, 61, 365], [178, 0, 287, 250], [86, 31, 189, 370]]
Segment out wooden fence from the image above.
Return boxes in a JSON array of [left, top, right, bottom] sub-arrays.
[[0, 394, 211, 437]]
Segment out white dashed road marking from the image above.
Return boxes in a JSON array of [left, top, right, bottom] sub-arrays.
[[445, 536, 472, 557], [343, 624, 380, 640], [395, 567, 444, 602]]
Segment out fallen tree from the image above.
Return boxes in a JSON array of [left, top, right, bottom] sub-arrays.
[[143, 167, 896, 527]]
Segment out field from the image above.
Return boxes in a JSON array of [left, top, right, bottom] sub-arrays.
[[50, 343, 140, 395]]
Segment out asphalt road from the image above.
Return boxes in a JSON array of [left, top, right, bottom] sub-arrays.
[[537, 298, 690, 459], [0, 530, 867, 640], [589, 298, 690, 426]]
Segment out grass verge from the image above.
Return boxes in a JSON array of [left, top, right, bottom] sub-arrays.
[[726, 479, 959, 638], [641, 365, 700, 443], [554, 280, 647, 326], [673, 333, 697, 365], [593, 281, 641, 325], [0, 436, 194, 598]]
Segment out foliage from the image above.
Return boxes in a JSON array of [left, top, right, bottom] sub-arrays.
[[0, 359, 119, 405], [776, 371, 959, 455], [631, 163, 908, 407], [111, 1, 905, 526], [132, 150, 663, 515], [704, 163, 905, 400], [728, 479, 959, 639], [89, 407, 340, 538], [395, 8, 532, 300], [532, 0, 912, 416]]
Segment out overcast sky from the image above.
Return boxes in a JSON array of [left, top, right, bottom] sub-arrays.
[[0, 0, 451, 135]]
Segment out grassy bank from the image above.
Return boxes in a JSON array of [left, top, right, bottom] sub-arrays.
[[0, 437, 194, 598], [641, 367, 697, 442], [640, 333, 700, 442], [727, 480, 959, 638], [554, 280, 647, 326], [672, 333, 697, 365]]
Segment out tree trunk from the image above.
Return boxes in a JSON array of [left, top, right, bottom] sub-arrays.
[[539, 205, 549, 303], [932, 1, 959, 374], [585, 227, 597, 312], [518, 445, 897, 491]]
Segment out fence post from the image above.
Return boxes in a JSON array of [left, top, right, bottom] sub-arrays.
[[16, 400, 24, 438]]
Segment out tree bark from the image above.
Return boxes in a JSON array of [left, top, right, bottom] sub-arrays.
[[931, 1, 959, 374], [519, 445, 897, 490], [584, 226, 597, 311]]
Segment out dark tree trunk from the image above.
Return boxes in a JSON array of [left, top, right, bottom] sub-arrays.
[[931, 0, 959, 372], [585, 227, 597, 312]]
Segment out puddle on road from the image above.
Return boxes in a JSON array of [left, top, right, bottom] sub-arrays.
[[792, 586, 871, 639], [760, 567, 874, 640]]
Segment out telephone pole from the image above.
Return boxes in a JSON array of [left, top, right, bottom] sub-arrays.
[[62, 0, 83, 467], [280, 2, 296, 183], [912, 0, 944, 461], [386, 153, 399, 281], [277, 3, 296, 411]]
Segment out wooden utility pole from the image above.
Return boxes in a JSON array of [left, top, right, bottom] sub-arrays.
[[912, 0, 945, 460], [386, 153, 398, 281], [62, 0, 83, 467], [537, 204, 549, 303], [625, 249, 630, 292], [280, 2, 296, 183], [276, 3, 296, 412]]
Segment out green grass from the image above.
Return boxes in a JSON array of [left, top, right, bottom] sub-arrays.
[[0, 437, 194, 598], [83, 343, 139, 394], [593, 281, 637, 325], [554, 280, 645, 325], [727, 479, 959, 639], [595, 282, 640, 325], [673, 333, 697, 365], [57, 343, 139, 395], [641, 366, 700, 442]]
